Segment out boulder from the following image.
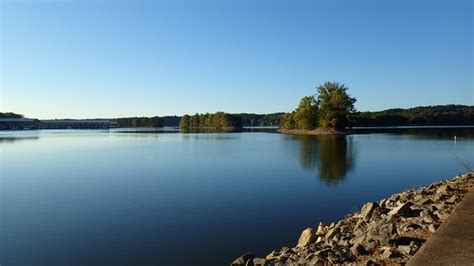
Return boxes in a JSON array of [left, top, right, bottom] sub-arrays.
[[297, 228, 317, 247]]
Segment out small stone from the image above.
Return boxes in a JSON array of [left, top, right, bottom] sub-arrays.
[[397, 245, 412, 255], [381, 248, 395, 259], [297, 228, 317, 248]]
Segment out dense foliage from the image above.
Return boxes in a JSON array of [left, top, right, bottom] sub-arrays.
[[238, 113, 284, 126], [0, 112, 24, 119], [352, 105, 474, 126], [161, 116, 181, 127], [281, 81, 356, 130], [114, 116, 163, 128], [179, 112, 242, 129]]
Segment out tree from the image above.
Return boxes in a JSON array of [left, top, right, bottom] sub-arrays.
[[180, 115, 190, 129], [316, 81, 356, 130], [294, 96, 318, 130]]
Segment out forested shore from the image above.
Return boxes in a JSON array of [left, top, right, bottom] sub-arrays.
[[2, 104, 473, 129]]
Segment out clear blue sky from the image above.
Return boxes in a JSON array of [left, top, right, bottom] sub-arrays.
[[1, 0, 472, 119]]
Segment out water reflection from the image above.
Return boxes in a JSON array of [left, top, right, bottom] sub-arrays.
[[296, 135, 355, 184], [0, 136, 40, 143]]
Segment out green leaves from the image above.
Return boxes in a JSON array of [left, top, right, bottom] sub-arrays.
[[281, 81, 357, 130]]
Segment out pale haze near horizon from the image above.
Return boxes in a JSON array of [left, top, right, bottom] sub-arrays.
[[0, 0, 472, 119]]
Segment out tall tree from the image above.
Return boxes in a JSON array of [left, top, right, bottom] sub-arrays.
[[316, 81, 356, 130]]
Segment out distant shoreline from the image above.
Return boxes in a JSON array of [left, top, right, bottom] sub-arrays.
[[277, 128, 345, 135]]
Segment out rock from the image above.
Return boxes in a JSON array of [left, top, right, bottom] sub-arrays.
[[397, 245, 412, 255], [361, 202, 380, 221], [420, 210, 438, 223], [265, 251, 278, 260], [316, 222, 329, 235], [446, 195, 457, 204], [297, 228, 317, 248], [367, 220, 398, 246], [388, 202, 415, 217], [350, 243, 367, 256], [279, 246, 294, 255], [366, 259, 379, 266], [418, 198, 434, 205], [436, 184, 453, 195], [381, 248, 396, 259], [325, 227, 341, 241], [363, 241, 377, 253], [232, 253, 256, 266], [428, 224, 438, 233]]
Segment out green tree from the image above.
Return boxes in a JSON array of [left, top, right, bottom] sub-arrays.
[[180, 115, 190, 129], [281, 112, 296, 129], [316, 81, 356, 130], [294, 96, 318, 130]]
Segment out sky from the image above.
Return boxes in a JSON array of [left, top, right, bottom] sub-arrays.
[[0, 0, 472, 119]]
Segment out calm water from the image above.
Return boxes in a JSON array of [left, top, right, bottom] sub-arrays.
[[1, 128, 473, 266]]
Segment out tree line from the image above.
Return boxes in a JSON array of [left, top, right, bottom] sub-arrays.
[[179, 112, 242, 129], [114, 116, 163, 128], [281, 81, 356, 130], [352, 105, 474, 127], [0, 112, 24, 119]]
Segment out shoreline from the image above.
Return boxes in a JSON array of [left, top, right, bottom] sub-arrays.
[[277, 128, 346, 135], [232, 172, 474, 265]]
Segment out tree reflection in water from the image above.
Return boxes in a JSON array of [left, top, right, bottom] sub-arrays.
[[296, 135, 355, 184]]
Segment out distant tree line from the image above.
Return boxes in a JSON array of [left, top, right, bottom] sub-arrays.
[[114, 116, 163, 128], [281, 81, 357, 130], [0, 112, 24, 119], [352, 105, 474, 126], [179, 112, 242, 129], [238, 113, 285, 126]]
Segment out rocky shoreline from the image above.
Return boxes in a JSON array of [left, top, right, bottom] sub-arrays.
[[232, 172, 474, 265]]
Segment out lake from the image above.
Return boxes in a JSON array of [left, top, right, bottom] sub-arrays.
[[0, 128, 472, 266]]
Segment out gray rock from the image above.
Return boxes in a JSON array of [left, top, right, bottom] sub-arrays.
[[232, 253, 256, 266]]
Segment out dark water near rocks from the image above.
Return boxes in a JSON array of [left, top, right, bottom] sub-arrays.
[[1, 128, 473, 266]]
